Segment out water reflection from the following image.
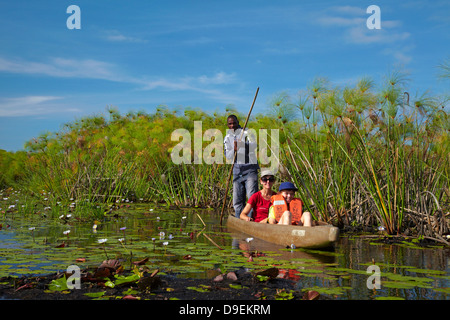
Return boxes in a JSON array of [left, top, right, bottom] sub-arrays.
[[0, 208, 448, 300], [229, 230, 337, 264], [228, 228, 449, 300]]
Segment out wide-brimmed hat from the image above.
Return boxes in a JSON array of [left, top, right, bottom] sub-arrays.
[[260, 169, 275, 178], [278, 182, 298, 192]]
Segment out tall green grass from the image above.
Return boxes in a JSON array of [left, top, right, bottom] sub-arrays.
[[0, 70, 448, 240], [272, 72, 448, 240]]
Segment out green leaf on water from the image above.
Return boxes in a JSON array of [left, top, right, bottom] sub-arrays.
[[229, 284, 244, 290], [275, 290, 295, 300], [408, 268, 446, 275], [84, 291, 106, 298], [375, 296, 405, 300], [256, 275, 270, 282], [122, 288, 139, 295], [114, 273, 140, 286], [48, 275, 69, 291], [302, 285, 352, 295], [432, 287, 450, 294], [297, 268, 323, 274], [187, 285, 210, 293]]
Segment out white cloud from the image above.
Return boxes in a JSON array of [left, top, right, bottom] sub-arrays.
[[315, 5, 410, 45], [381, 47, 414, 65], [139, 78, 192, 91], [103, 30, 147, 43], [311, 5, 413, 65], [0, 56, 122, 81], [0, 55, 244, 106], [0, 96, 81, 117], [317, 16, 365, 27], [331, 5, 366, 16], [347, 27, 410, 44], [137, 72, 242, 104], [198, 72, 236, 85], [136, 71, 237, 91], [0, 56, 239, 89]]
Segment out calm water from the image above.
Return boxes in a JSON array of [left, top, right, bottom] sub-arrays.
[[0, 206, 448, 300]]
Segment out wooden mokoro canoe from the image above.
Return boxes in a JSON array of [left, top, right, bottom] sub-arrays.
[[226, 215, 339, 249]]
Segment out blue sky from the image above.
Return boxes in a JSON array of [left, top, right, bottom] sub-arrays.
[[0, 0, 449, 151]]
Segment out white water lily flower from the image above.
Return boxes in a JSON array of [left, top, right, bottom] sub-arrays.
[[98, 238, 107, 244], [245, 237, 254, 243], [63, 230, 70, 235], [162, 242, 169, 246], [118, 238, 125, 243], [29, 227, 35, 231]]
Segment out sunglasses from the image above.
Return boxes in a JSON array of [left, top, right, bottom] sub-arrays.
[[261, 176, 275, 182]]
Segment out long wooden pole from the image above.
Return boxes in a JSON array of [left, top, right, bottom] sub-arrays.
[[219, 87, 259, 225]]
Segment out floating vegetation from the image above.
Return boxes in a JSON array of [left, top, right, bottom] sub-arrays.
[[187, 285, 211, 293], [375, 296, 405, 300], [301, 285, 353, 296], [84, 291, 106, 298], [0, 206, 449, 300]]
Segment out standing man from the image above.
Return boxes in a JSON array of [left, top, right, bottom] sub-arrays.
[[224, 115, 259, 218]]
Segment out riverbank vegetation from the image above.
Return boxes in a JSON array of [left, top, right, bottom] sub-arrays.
[[1, 69, 449, 242]]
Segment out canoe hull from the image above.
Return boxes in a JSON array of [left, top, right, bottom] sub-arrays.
[[226, 215, 339, 249]]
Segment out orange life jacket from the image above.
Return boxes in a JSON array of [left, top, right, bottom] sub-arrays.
[[270, 194, 303, 225]]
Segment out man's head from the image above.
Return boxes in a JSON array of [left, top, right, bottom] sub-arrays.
[[227, 115, 240, 130]]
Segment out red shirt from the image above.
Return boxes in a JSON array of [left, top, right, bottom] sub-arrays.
[[247, 191, 272, 222]]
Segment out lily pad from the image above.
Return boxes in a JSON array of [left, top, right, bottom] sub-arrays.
[[84, 291, 106, 298], [301, 285, 352, 295], [408, 268, 446, 275], [432, 287, 450, 294], [382, 281, 417, 289], [48, 275, 69, 291], [187, 285, 210, 293], [375, 296, 405, 300]]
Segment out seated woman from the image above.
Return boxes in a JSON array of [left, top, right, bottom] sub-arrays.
[[268, 182, 312, 226], [239, 169, 276, 223]]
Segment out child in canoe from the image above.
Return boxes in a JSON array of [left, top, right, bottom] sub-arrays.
[[268, 182, 312, 226]]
